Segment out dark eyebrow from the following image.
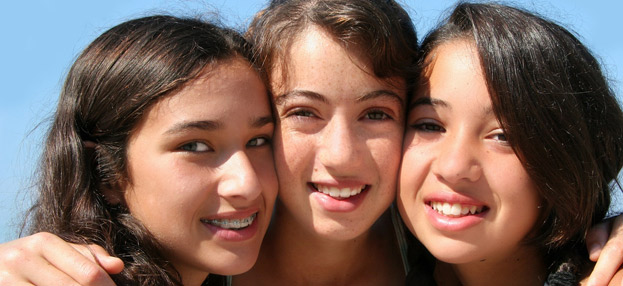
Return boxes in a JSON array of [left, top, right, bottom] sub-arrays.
[[251, 115, 275, 128], [274, 90, 328, 106], [408, 97, 449, 111], [357, 90, 404, 106], [165, 120, 222, 135], [164, 115, 273, 136], [274, 89, 403, 106]]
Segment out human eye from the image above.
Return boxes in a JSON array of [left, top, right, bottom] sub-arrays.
[[178, 141, 212, 152], [488, 130, 511, 146], [286, 108, 316, 118], [410, 120, 445, 133], [364, 109, 391, 121], [486, 127, 512, 148], [491, 133, 507, 142], [247, 136, 271, 147]]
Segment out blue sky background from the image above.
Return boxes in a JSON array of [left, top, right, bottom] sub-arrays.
[[1, 0, 622, 243]]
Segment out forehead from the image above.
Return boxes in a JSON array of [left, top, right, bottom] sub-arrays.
[[270, 25, 406, 99], [418, 40, 481, 94], [137, 58, 270, 129], [426, 40, 479, 77], [412, 40, 492, 112]]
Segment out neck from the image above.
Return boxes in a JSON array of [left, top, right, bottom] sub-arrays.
[[234, 201, 404, 285], [435, 245, 546, 286], [178, 268, 209, 286]]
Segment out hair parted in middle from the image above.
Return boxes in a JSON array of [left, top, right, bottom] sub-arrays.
[[246, 0, 419, 92]]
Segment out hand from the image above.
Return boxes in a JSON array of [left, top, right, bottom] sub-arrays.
[[0, 232, 123, 286], [586, 215, 623, 286]]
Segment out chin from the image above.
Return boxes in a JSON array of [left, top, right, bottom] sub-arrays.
[[210, 251, 259, 275], [314, 220, 371, 241], [422, 239, 484, 265], [433, 252, 478, 264]]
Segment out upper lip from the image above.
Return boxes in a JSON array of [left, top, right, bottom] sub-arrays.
[[309, 183, 370, 192], [423, 192, 487, 207], [201, 208, 260, 221], [308, 179, 370, 189]]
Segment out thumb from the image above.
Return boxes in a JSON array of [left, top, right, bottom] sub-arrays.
[[97, 254, 124, 274], [80, 244, 125, 274]]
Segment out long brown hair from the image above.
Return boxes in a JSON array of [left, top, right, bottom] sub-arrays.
[[27, 15, 255, 285]]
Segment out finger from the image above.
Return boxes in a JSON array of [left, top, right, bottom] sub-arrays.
[[0, 280, 33, 286], [32, 233, 118, 286], [587, 215, 623, 286], [0, 239, 82, 286], [586, 220, 612, 261], [74, 244, 124, 274], [0, 272, 36, 286], [22, 264, 86, 286]]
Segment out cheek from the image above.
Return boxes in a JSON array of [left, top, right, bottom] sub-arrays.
[[254, 152, 279, 199], [398, 143, 433, 222], [126, 158, 215, 223], [273, 128, 314, 174], [398, 151, 423, 207], [369, 137, 403, 177], [493, 163, 542, 233], [397, 155, 422, 236], [399, 141, 430, 190], [123, 185, 182, 239]]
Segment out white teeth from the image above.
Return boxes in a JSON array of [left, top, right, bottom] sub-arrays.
[[315, 184, 365, 199], [430, 202, 484, 217], [340, 188, 350, 197], [201, 213, 257, 229], [450, 204, 462, 216]]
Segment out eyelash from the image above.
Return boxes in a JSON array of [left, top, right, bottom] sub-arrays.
[[247, 136, 271, 147], [178, 136, 271, 153], [488, 131, 510, 147], [411, 121, 445, 133], [284, 108, 316, 118], [364, 109, 392, 121], [410, 121, 511, 150], [284, 108, 394, 121], [491, 133, 507, 142], [179, 141, 212, 152]]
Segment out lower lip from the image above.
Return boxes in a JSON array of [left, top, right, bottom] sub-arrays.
[[424, 204, 486, 232], [310, 186, 368, 212], [202, 214, 261, 242]]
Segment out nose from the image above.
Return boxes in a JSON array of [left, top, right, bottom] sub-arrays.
[[317, 116, 364, 173], [217, 150, 262, 202], [431, 132, 482, 184]]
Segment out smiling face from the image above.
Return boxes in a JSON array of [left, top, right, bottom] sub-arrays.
[[270, 26, 406, 240], [121, 58, 277, 283], [397, 40, 541, 264]]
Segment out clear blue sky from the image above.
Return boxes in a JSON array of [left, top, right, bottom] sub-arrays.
[[1, 0, 622, 243]]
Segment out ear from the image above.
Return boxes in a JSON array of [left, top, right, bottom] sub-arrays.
[[100, 182, 125, 206]]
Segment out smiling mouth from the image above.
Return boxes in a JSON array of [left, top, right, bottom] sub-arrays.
[[427, 201, 488, 217], [310, 183, 369, 199], [201, 213, 257, 230]]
